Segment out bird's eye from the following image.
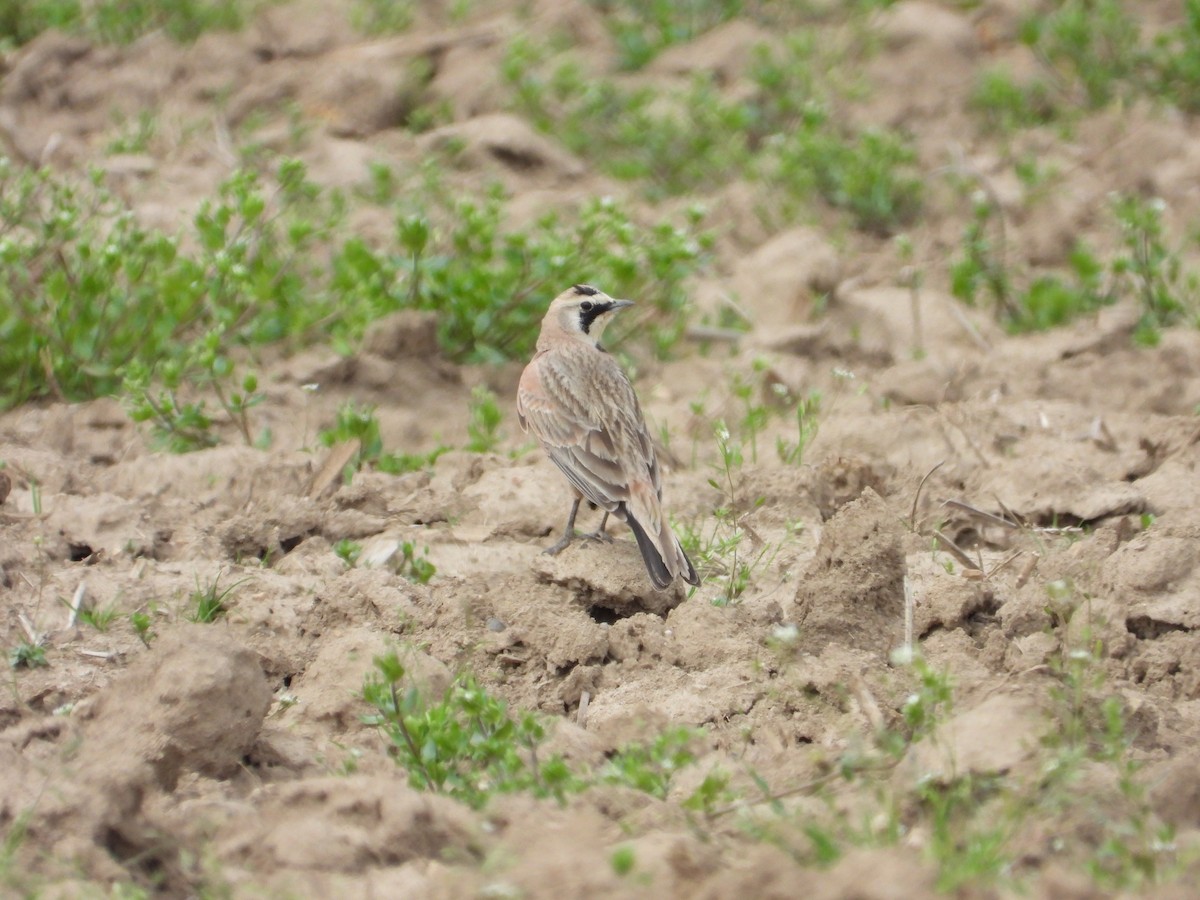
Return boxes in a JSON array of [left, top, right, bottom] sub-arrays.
[[580, 300, 594, 313]]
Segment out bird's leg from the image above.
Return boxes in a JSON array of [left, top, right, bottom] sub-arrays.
[[543, 497, 582, 556], [582, 511, 612, 543]]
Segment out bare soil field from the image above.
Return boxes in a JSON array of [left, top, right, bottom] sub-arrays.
[[4, 1, 1200, 896]]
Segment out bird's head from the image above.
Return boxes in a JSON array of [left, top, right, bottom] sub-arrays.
[[541, 284, 634, 348]]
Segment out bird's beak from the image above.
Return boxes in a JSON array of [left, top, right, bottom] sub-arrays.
[[609, 299, 635, 311]]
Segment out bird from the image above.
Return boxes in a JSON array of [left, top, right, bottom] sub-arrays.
[[517, 284, 701, 590]]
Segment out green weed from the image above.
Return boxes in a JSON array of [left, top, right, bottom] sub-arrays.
[[1019, 0, 1142, 109], [950, 188, 1111, 331], [130, 606, 156, 646], [506, 33, 920, 232], [970, 68, 1057, 133], [106, 110, 159, 155], [78, 603, 120, 632], [592, 0, 745, 70], [677, 420, 775, 605], [319, 402, 387, 478], [917, 775, 1011, 891], [363, 652, 582, 808], [364, 653, 720, 812], [770, 118, 923, 235], [0, 0, 269, 47], [1040, 634, 1177, 890], [1110, 194, 1200, 343], [348, 0, 413, 35], [893, 648, 955, 748], [187, 574, 242, 623], [123, 329, 265, 452], [334, 539, 363, 567], [8, 642, 46, 669], [602, 726, 701, 798], [951, 187, 1200, 339], [398, 541, 436, 584], [319, 402, 450, 478], [1150, 0, 1200, 112], [0, 157, 331, 416], [610, 845, 636, 877], [343, 190, 711, 362], [777, 390, 822, 466], [466, 385, 503, 453]]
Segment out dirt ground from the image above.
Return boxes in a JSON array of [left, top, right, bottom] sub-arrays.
[[4, 1, 1200, 897]]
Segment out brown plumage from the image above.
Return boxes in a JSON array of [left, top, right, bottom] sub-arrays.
[[517, 284, 700, 590]]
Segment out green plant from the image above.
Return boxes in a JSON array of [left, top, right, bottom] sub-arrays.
[[319, 402, 386, 478], [319, 402, 449, 477], [602, 726, 701, 799], [398, 541, 436, 584], [1015, 249, 1108, 331], [106, 110, 158, 155], [1039, 636, 1176, 890], [123, 328, 265, 452], [348, 0, 413, 34], [1019, 0, 1143, 109], [771, 119, 923, 235], [362, 652, 582, 809], [506, 31, 920, 234], [466, 385, 503, 453], [950, 188, 1110, 332], [364, 653, 719, 812], [0, 0, 79, 48], [1150, 0, 1200, 112], [98, 0, 265, 43], [677, 420, 775, 604], [340, 189, 711, 362], [8, 642, 46, 669], [334, 540, 363, 567], [917, 775, 1011, 891], [130, 607, 156, 647], [894, 648, 955, 748], [777, 390, 822, 466], [970, 68, 1057, 132], [730, 367, 770, 464], [0, 0, 268, 47], [0, 807, 34, 896], [78, 603, 120, 632], [592, 0, 746, 70], [682, 768, 734, 817], [0, 157, 334, 415], [610, 845, 636, 877], [949, 193, 1008, 319], [1110, 194, 1200, 344], [187, 574, 242, 623]]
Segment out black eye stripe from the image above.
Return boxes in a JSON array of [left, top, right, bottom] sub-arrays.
[[579, 300, 608, 334]]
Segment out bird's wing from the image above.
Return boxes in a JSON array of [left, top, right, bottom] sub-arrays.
[[517, 352, 657, 512]]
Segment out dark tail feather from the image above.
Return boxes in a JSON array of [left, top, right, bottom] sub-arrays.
[[678, 543, 701, 587], [623, 509, 673, 590]]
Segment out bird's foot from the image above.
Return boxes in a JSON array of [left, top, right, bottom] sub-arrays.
[[581, 528, 613, 544], [542, 532, 575, 556]]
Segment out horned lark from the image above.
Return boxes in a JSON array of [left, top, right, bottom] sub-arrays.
[[517, 284, 701, 590]]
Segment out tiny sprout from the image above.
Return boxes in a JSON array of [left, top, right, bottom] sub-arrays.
[[611, 846, 636, 876]]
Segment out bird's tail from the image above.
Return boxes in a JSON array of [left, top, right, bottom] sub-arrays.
[[623, 502, 702, 590]]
